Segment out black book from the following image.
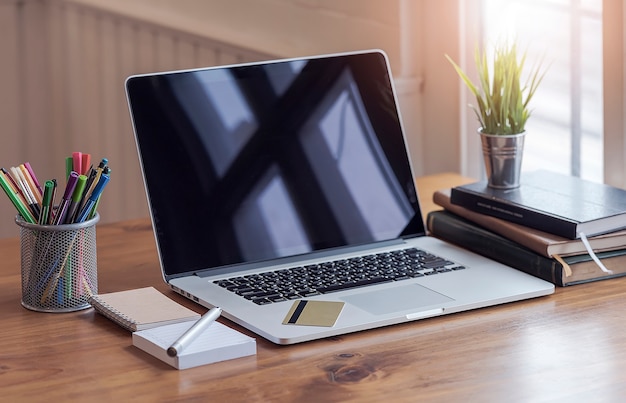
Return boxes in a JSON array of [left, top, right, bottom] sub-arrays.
[[450, 170, 626, 239], [426, 209, 626, 286]]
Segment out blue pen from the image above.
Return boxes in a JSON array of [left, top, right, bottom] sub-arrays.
[[57, 278, 64, 305], [75, 174, 110, 223]]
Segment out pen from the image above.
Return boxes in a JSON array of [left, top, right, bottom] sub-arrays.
[[74, 173, 109, 223], [39, 180, 54, 225], [65, 157, 73, 181], [81, 158, 107, 204], [1, 168, 30, 211], [48, 179, 58, 225], [64, 174, 87, 223], [167, 307, 222, 357], [53, 171, 79, 225], [24, 162, 43, 196], [88, 166, 110, 219], [0, 170, 36, 223], [81, 154, 91, 176], [11, 166, 40, 220], [72, 152, 82, 175], [19, 164, 43, 205]]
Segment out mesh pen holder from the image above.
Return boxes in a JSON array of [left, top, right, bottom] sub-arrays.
[[16, 213, 99, 312]]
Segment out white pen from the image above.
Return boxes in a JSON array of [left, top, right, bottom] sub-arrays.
[[167, 307, 222, 357]]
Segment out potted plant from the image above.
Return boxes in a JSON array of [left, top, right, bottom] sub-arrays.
[[446, 42, 546, 188]]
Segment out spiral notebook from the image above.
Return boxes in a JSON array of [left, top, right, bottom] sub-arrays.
[[90, 286, 201, 331]]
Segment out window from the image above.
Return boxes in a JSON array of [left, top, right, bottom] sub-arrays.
[[469, 0, 604, 182]]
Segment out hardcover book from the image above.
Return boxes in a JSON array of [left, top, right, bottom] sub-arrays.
[[450, 170, 626, 239], [426, 209, 626, 286], [434, 189, 626, 258]]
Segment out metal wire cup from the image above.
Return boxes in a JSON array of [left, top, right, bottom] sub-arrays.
[[15, 213, 99, 312]]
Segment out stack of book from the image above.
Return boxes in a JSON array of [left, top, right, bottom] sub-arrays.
[[427, 170, 626, 286]]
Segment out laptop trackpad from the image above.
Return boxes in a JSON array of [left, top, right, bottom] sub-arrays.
[[341, 284, 453, 315]]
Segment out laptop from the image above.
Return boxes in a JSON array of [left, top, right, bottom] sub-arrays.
[[125, 50, 554, 345]]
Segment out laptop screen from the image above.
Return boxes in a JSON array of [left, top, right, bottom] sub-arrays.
[[126, 50, 425, 278]]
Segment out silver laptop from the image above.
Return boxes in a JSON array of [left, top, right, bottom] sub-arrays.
[[125, 50, 554, 345]]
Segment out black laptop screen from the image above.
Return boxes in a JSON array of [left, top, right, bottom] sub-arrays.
[[126, 51, 425, 277]]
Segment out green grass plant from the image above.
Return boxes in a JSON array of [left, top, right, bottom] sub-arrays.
[[446, 42, 546, 135]]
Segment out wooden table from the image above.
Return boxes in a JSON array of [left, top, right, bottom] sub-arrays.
[[2, 173, 626, 401]]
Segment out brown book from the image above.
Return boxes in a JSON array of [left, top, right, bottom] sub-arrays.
[[562, 252, 626, 284], [427, 209, 626, 286], [433, 189, 626, 258]]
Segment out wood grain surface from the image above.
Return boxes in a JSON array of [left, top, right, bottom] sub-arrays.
[[2, 174, 626, 402]]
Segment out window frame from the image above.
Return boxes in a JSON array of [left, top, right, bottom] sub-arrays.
[[452, 0, 621, 185], [602, 0, 626, 188]]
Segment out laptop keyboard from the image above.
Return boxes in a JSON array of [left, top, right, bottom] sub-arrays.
[[214, 248, 466, 305]]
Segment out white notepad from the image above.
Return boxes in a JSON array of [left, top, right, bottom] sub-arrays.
[[132, 320, 256, 370]]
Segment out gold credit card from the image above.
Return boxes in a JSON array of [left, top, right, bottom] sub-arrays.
[[282, 300, 345, 327]]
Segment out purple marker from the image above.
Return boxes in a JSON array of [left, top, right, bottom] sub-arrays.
[[24, 162, 43, 196], [52, 171, 79, 225]]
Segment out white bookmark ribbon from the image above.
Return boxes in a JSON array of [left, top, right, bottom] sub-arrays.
[[579, 232, 613, 274]]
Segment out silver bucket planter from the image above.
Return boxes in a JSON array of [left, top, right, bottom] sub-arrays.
[[479, 130, 525, 189]]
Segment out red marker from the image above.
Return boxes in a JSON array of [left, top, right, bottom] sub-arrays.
[[72, 152, 83, 174]]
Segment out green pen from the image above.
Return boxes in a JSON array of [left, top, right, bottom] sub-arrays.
[[47, 179, 57, 224], [65, 157, 73, 182], [39, 180, 54, 225], [0, 171, 36, 223]]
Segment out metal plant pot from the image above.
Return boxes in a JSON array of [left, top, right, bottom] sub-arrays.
[[479, 130, 525, 189]]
